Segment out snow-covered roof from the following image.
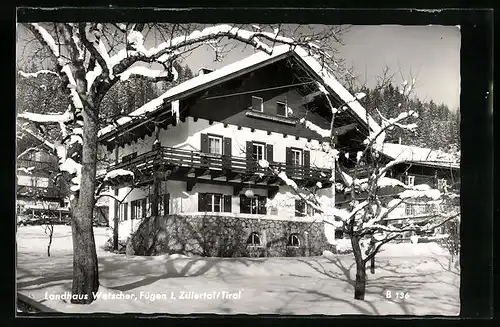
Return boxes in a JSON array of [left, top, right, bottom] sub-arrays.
[[99, 44, 380, 139], [380, 143, 460, 169]]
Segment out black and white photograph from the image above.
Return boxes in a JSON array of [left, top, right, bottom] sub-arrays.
[[15, 9, 467, 316]]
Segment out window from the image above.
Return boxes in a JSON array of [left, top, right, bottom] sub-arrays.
[[199, 193, 231, 212], [405, 204, 415, 216], [208, 135, 222, 155], [206, 193, 222, 212], [276, 101, 287, 116], [131, 199, 145, 219], [437, 179, 448, 191], [292, 149, 302, 166], [252, 96, 263, 112], [295, 200, 317, 217], [334, 230, 344, 239], [159, 194, 169, 216], [119, 203, 128, 221], [405, 175, 415, 187], [288, 233, 300, 246], [252, 143, 265, 161], [240, 195, 267, 214], [30, 177, 49, 188], [247, 232, 261, 246]]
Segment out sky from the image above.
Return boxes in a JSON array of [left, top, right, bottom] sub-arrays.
[[180, 25, 461, 110]]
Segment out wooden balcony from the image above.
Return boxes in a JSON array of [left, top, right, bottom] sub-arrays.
[[105, 146, 333, 194], [17, 159, 58, 173], [17, 185, 63, 200]]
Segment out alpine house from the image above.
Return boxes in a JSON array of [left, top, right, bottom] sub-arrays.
[[98, 44, 379, 257]]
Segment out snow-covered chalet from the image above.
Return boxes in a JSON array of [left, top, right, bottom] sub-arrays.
[[97, 45, 383, 257]]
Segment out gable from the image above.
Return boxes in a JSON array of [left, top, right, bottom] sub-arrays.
[[99, 46, 376, 149]]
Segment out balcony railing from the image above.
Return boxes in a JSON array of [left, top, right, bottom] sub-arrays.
[[17, 185, 63, 199], [17, 159, 58, 171], [107, 146, 332, 182]]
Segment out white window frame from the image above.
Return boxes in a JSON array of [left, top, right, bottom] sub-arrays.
[[252, 142, 265, 162], [252, 96, 264, 112], [437, 178, 447, 191], [206, 193, 223, 212], [208, 135, 222, 155], [405, 175, 415, 187], [119, 203, 127, 222], [292, 149, 302, 166], [276, 101, 287, 117], [132, 199, 144, 219]]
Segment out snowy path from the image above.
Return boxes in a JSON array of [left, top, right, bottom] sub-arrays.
[[16, 226, 459, 315]]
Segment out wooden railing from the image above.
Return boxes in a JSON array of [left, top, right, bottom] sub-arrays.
[[108, 146, 332, 181], [17, 185, 62, 198], [17, 159, 58, 171]]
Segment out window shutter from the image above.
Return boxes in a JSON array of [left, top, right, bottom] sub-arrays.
[[303, 150, 310, 167], [266, 144, 274, 163], [246, 141, 254, 171], [258, 196, 267, 215], [124, 203, 128, 221], [200, 134, 208, 153], [142, 198, 147, 218], [240, 195, 250, 213], [286, 147, 292, 165], [198, 193, 206, 212], [223, 137, 232, 156], [164, 194, 170, 215], [223, 195, 232, 212]]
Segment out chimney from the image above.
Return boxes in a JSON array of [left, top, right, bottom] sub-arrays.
[[198, 68, 213, 76]]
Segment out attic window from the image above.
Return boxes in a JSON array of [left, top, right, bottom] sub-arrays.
[[252, 96, 263, 112], [276, 101, 287, 116]]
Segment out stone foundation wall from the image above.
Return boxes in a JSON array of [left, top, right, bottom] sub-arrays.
[[128, 214, 328, 257]]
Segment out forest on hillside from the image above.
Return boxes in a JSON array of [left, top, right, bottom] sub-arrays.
[[350, 82, 460, 155]]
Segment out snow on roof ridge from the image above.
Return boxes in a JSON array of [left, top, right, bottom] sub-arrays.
[[381, 142, 460, 168], [98, 44, 379, 138]]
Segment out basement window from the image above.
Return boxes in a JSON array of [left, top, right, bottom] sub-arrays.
[[252, 96, 264, 112], [288, 233, 300, 246], [247, 232, 261, 246]]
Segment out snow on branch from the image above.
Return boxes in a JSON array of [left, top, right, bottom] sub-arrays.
[[18, 70, 59, 78], [30, 23, 63, 65], [104, 169, 134, 181], [60, 65, 84, 109], [363, 109, 418, 153], [398, 184, 441, 200], [18, 110, 73, 124], [118, 65, 177, 82], [299, 118, 331, 138]]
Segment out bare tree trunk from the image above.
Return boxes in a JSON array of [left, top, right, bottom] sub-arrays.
[[351, 236, 367, 300], [113, 188, 119, 251], [71, 106, 99, 304], [113, 147, 119, 251], [47, 224, 54, 257], [370, 256, 375, 274]]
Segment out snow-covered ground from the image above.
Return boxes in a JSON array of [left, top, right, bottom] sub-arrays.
[[16, 226, 459, 315]]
